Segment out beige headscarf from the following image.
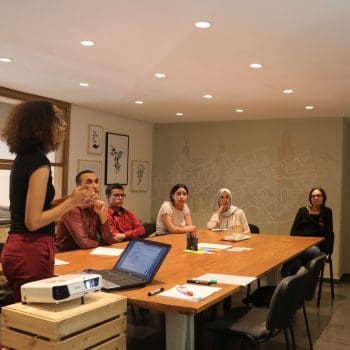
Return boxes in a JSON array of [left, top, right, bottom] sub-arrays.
[[216, 188, 237, 217]]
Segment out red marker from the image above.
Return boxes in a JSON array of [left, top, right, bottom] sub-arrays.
[[176, 284, 193, 296]]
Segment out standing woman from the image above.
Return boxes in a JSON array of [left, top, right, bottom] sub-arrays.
[[0, 100, 93, 301], [156, 184, 196, 235], [281, 187, 333, 276]]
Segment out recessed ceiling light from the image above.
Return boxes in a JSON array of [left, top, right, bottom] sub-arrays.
[[176, 112, 183, 116], [79, 82, 89, 87], [135, 100, 144, 105], [235, 108, 244, 113], [283, 89, 294, 94], [195, 21, 211, 29], [154, 73, 166, 79], [81, 40, 95, 47], [0, 57, 13, 63], [203, 94, 213, 99], [305, 105, 314, 110], [249, 63, 262, 69]]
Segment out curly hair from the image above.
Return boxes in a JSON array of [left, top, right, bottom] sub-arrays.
[[1, 100, 59, 154]]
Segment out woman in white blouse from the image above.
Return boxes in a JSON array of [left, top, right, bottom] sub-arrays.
[[156, 184, 196, 235], [207, 188, 250, 234]]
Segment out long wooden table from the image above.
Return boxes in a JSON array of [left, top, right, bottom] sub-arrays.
[[55, 230, 323, 350]]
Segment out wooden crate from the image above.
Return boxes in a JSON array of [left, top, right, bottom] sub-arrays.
[[1, 291, 126, 350]]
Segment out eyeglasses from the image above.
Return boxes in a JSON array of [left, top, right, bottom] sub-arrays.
[[311, 194, 323, 198], [111, 193, 126, 198]]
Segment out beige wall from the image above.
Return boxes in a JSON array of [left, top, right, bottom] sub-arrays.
[[152, 118, 344, 277], [68, 104, 153, 222], [341, 119, 350, 272]]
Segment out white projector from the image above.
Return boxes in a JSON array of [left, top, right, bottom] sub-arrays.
[[21, 273, 102, 304]]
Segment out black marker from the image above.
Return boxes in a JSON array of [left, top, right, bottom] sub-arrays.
[[187, 279, 217, 285], [148, 287, 164, 296]]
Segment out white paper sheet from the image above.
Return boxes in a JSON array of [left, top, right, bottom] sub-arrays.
[[89, 247, 124, 256], [221, 234, 251, 242], [198, 242, 232, 250], [54, 258, 69, 266], [159, 283, 221, 301], [195, 273, 257, 286], [227, 247, 252, 252]]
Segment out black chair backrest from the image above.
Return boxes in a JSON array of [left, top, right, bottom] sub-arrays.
[[248, 224, 260, 234], [266, 268, 308, 331], [143, 222, 156, 237], [305, 253, 327, 300]]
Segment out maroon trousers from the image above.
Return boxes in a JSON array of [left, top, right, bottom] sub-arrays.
[[1, 233, 55, 302]]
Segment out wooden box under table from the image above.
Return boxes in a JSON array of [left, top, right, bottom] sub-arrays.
[[1, 291, 126, 350]]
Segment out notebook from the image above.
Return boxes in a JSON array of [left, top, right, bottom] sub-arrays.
[[84, 239, 171, 291]]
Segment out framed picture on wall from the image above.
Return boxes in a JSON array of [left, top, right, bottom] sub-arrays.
[[87, 125, 103, 154], [77, 159, 102, 181], [105, 132, 129, 185], [131, 160, 149, 192]]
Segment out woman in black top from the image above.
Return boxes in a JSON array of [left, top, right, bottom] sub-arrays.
[[281, 187, 333, 276], [0, 100, 94, 301]]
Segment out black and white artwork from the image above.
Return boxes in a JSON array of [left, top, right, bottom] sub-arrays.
[[105, 132, 129, 185], [131, 160, 149, 191], [88, 125, 103, 154]]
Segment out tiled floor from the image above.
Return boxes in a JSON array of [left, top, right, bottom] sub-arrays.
[[127, 275, 350, 350]]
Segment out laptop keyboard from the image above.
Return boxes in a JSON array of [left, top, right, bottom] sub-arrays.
[[98, 270, 142, 284]]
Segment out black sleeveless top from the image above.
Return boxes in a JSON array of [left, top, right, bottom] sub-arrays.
[[9, 150, 55, 235]]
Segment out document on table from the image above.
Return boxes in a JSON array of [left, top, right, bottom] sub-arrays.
[[159, 283, 221, 301], [89, 247, 124, 256], [227, 247, 252, 252], [198, 242, 232, 250], [54, 258, 69, 265], [194, 273, 257, 286]]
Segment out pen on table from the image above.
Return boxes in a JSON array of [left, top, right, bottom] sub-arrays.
[[187, 279, 217, 285], [147, 287, 164, 296], [176, 284, 193, 296]]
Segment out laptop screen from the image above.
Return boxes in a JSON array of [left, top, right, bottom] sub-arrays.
[[114, 240, 171, 281]]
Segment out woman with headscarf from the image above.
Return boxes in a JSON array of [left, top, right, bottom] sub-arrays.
[[207, 188, 250, 234]]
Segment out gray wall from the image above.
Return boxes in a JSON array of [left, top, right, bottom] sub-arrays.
[[152, 118, 344, 276]]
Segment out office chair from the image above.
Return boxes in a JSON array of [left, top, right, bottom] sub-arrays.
[[207, 268, 308, 350], [317, 232, 335, 306], [246, 224, 260, 297], [143, 222, 156, 237], [302, 253, 327, 350]]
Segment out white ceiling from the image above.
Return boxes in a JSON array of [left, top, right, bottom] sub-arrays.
[[1, 0, 349, 123]]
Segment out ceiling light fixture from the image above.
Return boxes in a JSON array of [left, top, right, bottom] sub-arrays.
[[203, 94, 213, 99], [135, 100, 144, 105], [305, 105, 314, 110], [249, 63, 262, 69], [235, 108, 244, 113], [283, 89, 294, 94], [81, 40, 95, 47], [154, 73, 166, 79], [176, 112, 183, 116], [195, 21, 211, 29], [0, 57, 13, 63], [79, 82, 89, 87]]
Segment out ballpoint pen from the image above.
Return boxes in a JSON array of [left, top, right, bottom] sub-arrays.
[[176, 284, 193, 296], [186, 279, 217, 285], [147, 287, 164, 296]]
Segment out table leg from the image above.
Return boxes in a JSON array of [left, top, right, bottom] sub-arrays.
[[165, 312, 194, 350]]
